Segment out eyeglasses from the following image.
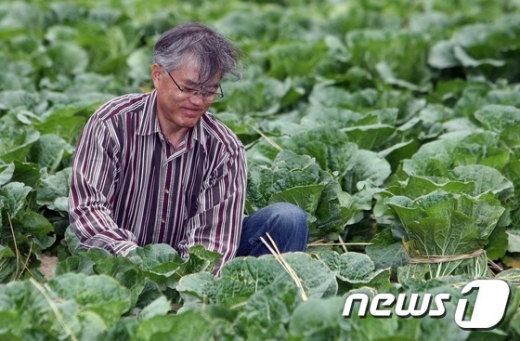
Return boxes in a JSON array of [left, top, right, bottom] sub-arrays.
[[164, 69, 224, 102]]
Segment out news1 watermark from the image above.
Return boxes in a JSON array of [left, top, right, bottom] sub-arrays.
[[342, 279, 511, 330]]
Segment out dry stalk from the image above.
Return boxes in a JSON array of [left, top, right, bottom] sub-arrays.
[[260, 233, 308, 301], [30, 278, 79, 341], [408, 249, 486, 264], [307, 241, 372, 246], [8, 213, 35, 279], [488, 259, 504, 273], [249, 125, 283, 151], [337, 235, 348, 253], [22, 242, 34, 275], [229, 301, 248, 310], [7, 213, 22, 278]]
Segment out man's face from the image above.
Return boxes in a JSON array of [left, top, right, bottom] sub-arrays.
[[152, 58, 220, 135]]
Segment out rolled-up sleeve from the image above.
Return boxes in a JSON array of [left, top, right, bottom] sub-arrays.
[[68, 117, 138, 255]]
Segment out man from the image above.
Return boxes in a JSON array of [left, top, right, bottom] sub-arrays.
[[68, 22, 309, 273]]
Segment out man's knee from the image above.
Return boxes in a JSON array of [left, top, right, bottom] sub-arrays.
[[239, 202, 309, 256], [269, 202, 308, 226]]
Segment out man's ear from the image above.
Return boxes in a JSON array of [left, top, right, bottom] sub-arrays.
[[151, 63, 162, 88]]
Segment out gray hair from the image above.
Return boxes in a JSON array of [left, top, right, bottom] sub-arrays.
[[153, 22, 241, 85]]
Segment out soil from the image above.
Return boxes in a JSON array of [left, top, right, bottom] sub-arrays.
[[39, 254, 59, 280]]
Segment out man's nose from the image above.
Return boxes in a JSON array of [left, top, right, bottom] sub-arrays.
[[189, 92, 205, 105]]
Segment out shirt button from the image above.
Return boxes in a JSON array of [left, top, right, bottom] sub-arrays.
[[165, 189, 170, 194], [161, 219, 165, 224]]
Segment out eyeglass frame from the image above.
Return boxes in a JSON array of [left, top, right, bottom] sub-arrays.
[[160, 65, 224, 101]]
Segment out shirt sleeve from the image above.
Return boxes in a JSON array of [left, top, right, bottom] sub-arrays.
[[178, 144, 248, 274], [68, 117, 138, 256]]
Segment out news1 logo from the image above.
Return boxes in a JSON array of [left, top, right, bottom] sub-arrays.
[[342, 279, 511, 330]]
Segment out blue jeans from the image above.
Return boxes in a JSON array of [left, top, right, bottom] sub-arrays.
[[236, 202, 309, 257]]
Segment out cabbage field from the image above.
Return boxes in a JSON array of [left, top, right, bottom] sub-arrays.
[[2, 0, 520, 339]]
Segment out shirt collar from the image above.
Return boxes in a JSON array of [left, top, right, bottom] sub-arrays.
[[136, 90, 161, 136]]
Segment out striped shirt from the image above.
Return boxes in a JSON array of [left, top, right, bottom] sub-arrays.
[[68, 90, 247, 270]]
